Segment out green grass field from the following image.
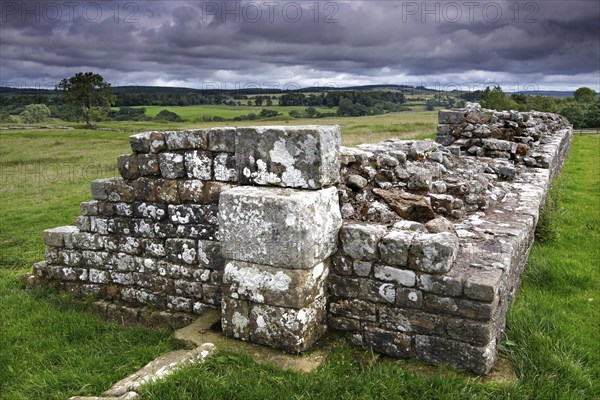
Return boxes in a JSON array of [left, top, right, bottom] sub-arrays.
[[0, 115, 598, 399]]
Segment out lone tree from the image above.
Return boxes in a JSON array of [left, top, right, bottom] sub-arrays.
[[57, 72, 115, 128], [573, 87, 597, 103]]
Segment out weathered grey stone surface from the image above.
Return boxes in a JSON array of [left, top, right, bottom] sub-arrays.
[[248, 297, 327, 353], [408, 232, 459, 274], [32, 117, 572, 375], [236, 125, 341, 189], [223, 260, 327, 308], [219, 186, 341, 269]]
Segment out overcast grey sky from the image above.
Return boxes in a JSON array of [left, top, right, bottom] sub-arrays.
[[1, 0, 598, 91]]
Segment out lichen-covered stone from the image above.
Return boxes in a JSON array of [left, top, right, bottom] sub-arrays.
[[158, 153, 186, 179], [223, 260, 327, 308], [165, 239, 197, 265], [408, 232, 459, 274], [130, 131, 166, 153], [379, 230, 415, 266], [177, 179, 204, 202], [236, 125, 340, 189], [138, 154, 160, 176], [248, 297, 327, 353], [374, 265, 416, 287], [222, 296, 251, 340], [220, 186, 341, 269], [213, 153, 237, 182], [208, 128, 236, 152], [185, 150, 212, 180], [464, 269, 503, 302], [118, 154, 139, 180], [339, 223, 387, 261], [164, 130, 208, 150]]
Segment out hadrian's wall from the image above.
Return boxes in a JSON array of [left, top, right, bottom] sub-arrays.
[[30, 104, 572, 374]]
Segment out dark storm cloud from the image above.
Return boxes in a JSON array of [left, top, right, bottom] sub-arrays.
[[1, 0, 598, 90]]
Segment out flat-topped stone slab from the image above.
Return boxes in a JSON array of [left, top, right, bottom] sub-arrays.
[[235, 125, 341, 189]]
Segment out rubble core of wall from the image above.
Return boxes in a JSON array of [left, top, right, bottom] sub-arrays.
[[330, 104, 572, 374]]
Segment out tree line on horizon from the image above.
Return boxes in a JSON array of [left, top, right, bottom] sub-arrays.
[[0, 72, 598, 128]]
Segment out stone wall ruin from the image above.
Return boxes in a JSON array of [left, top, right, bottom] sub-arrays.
[[30, 104, 572, 374]]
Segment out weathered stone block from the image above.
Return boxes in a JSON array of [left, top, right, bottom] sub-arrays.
[[464, 269, 503, 302], [236, 125, 340, 189], [328, 316, 361, 331], [329, 299, 376, 322], [43, 226, 79, 247], [133, 202, 166, 221], [158, 153, 186, 179], [439, 110, 465, 124], [165, 239, 197, 265], [155, 179, 179, 203], [379, 230, 416, 267], [249, 297, 327, 353], [178, 180, 204, 203], [374, 265, 416, 287], [353, 260, 372, 277], [132, 178, 158, 202], [106, 179, 136, 202], [164, 130, 208, 150], [213, 153, 237, 182], [68, 232, 105, 250], [359, 279, 396, 303], [168, 204, 212, 225], [80, 201, 98, 216], [174, 280, 203, 299], [138, 154, 160, 176], [328, 275, 360, 298], [185, 150, 212, 180], [364, 326, 412, 358], [339, 223, 387, 261], [408, 232, 458, 274], [417, 273, 463, 296], [415, 335, 495, 375], [118, 154, 139, 180], [223, 260, 327, 308], [129, 131, 166, 153], [197, 240, 224, 270], [220, 186, 341, 269], [222, 296, 251, 340], [446, 317, 494, 346], [396, 287, 423, 308], [91, 178, 113, 200], [208, 128, 236, 152]]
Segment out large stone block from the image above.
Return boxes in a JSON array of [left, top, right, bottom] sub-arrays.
[[379, 230, 416, 266], [438, 110, 465, 124], [129, 131, 166, 153], [236, 125, 340, 189], [219, 186, 341, 269], [339, 223, 387, 261], [223, 260, 327, 308], [164, 130, 208, 150], [408, 232, 459, 274], [248, 296, 327, 353], [415, 335, 496, 375], [364, 326, 412, 358]]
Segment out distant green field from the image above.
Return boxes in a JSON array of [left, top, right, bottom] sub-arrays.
[[133, 105, 335, 120]]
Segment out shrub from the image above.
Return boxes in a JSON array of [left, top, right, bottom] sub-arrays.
[[19, 104, 51, 123]]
